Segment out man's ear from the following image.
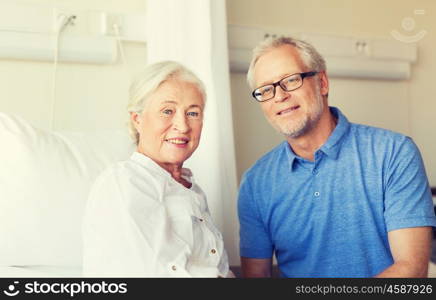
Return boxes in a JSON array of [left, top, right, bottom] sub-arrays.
[[319, 71, 329, 97]]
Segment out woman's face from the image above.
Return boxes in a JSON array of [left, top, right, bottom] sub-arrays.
[[131, 79, 205, 171]]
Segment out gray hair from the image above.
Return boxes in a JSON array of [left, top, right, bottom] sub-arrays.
[[246, 36, 326, 89], [127, 61, 206, 144]]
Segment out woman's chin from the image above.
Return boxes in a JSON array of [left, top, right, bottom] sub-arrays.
[[161, 153, 192, 167]]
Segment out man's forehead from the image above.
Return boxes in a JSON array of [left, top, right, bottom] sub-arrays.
[[253, 45, 305, 87]]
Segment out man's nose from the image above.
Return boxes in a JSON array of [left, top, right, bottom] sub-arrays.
[[274, 85, 290, 102]]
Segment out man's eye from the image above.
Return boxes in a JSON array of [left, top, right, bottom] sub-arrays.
[[261, 86, 273, 95], [286, 77, 298, 83], [287, 76, 302, 84], [187, 111, 199, 117]]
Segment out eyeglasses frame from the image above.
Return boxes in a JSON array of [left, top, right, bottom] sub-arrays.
[[251, 71, 318, 102]]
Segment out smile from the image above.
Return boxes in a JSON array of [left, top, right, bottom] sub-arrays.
[[277, 105, 300, 115], [165, 138, 189, 145]]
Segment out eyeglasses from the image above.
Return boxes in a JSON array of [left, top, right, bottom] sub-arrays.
[[251, 71, 318, 102]]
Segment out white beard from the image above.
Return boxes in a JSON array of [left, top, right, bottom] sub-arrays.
[[278, 84, 324, 138]]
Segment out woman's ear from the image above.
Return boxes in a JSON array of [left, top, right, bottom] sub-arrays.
[[130, 112, 141, 128]]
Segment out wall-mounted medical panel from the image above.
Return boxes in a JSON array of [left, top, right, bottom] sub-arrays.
[[0, 2, 52, 34], [0, 32, 117, 64], [228, 25, 417, 80], [0, 2, 146, 64]]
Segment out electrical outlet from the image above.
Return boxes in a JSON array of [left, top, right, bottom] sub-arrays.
[[106, 13, 147, 42], [104, 13, 124, 36], [52, 8, 86, 35]]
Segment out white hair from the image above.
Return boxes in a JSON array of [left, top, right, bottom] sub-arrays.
[[246, 36, 327, 89], [127, 61, 206, 144]]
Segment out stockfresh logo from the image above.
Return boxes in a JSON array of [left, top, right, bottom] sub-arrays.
[[3, 281, 20, 297]]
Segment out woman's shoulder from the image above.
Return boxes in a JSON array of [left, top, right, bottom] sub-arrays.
[[90, 157, 165, 202], [91, 159, 136, 188]]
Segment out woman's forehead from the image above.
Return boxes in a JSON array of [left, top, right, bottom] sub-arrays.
[[147, 79, 205, 107]]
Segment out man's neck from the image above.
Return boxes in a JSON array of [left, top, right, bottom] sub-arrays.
[[287, 111, 337, 161]]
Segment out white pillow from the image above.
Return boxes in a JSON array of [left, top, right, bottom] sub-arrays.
[[0, 112, 134, 267]]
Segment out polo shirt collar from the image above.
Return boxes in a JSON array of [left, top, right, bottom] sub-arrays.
[[285, 106, 351, 170], [284, 142, 298, 170], [320, 106, 350, 160]]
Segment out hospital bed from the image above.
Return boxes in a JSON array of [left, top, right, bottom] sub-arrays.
[[0, 112, 134, 277]]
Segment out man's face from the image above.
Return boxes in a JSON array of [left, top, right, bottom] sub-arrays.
[[252, 45, 329, 138]]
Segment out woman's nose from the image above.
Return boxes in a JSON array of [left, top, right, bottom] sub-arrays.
[[173, 112, 189, 133]]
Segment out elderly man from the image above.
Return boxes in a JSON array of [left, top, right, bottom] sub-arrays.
[[237, 36, 436, 278]]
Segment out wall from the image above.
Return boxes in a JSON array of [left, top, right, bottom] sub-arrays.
[[0, 0, 147, 131], [409, 16, 436, 186], [227, 0, 436, 186]]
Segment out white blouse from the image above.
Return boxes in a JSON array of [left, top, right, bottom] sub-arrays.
[[82, 152, 231, 277]]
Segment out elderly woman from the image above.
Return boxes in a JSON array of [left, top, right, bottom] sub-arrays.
[[82, 61, 232, 277]]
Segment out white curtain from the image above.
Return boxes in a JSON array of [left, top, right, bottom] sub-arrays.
[[146, 0, 239, 264]]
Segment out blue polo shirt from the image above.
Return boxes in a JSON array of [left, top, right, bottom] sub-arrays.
[[238, 107, 436, 277]]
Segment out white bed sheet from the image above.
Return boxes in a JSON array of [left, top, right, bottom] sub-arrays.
[[0, 266, 82, 277]]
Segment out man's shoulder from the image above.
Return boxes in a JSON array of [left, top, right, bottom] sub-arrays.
[[349, 122, 410, 144], [346, 122, 421, 162]]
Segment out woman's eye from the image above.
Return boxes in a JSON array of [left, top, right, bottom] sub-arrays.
[[162, 109, 173, 115]]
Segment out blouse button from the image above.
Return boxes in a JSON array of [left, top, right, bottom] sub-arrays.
[[210, 249, 216, 254], [199, 218, 204, 222], [171, 265, 177, 271]]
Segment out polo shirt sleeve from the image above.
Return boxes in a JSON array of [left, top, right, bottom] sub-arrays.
[[238, 172, 274, 258], [384, 137, 436, 231]]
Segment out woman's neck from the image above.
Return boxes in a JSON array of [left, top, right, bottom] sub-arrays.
[[160, 161, 192, 189]]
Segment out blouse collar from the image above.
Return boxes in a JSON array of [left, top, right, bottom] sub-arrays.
[[130, 151, 194, 185]]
